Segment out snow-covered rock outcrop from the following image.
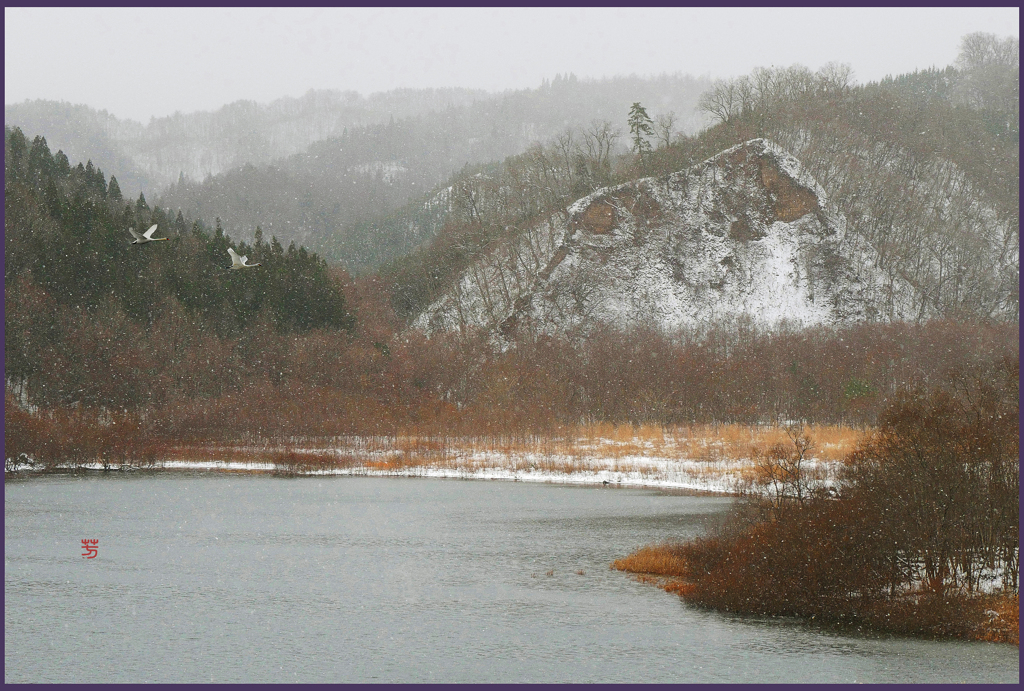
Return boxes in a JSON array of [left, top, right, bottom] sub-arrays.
[[414, 139, 912, 337]]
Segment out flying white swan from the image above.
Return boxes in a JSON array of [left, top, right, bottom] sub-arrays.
[[128, 224, 168, 244], [228, 247, 262, 269]]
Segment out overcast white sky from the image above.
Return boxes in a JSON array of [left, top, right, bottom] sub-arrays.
[[5, 7, 1019, 123]]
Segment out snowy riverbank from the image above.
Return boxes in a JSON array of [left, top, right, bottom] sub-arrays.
[[7, 439, 846, 496]]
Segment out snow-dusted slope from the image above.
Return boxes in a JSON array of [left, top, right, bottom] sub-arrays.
[[415, 139, 911, 337]]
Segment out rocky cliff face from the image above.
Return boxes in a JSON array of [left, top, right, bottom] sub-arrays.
[[415, 139, 911, 337]]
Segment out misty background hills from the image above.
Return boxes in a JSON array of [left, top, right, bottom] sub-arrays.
[[4, 87, 492, 195], [6, 74, 710, 269], [5, 33, 1018, 335]]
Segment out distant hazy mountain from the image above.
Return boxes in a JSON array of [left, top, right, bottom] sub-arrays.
[[6, 75, 712, 270], [4, 88, 492, 198], [5, 73, 709, 203], [153, 74, 712, 266], [2, 100, 153, 197]]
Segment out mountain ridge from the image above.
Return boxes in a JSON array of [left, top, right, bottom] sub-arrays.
[[414, 139, 912, 338], [6, 74, 709, 206]]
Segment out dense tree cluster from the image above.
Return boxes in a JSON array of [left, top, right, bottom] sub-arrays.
[[953, 32, 1020, 121], [390, 319, 1018, 432], [5, 126, 352, 409], [663, 356, 1017, 638]]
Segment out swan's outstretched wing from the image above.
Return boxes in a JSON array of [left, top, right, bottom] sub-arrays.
[[142, 224, 159, 239], [227, 247, 242, 266], [128, 227, 144, 240], [240, 255, 250, 265]]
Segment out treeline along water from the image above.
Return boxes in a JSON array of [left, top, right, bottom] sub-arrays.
[[4, 474, 1018, 683]]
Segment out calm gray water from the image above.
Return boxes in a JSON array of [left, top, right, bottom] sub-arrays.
[[5, 473, 1019, 683]]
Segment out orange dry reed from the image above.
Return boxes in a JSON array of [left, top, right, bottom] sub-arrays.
[[974, 594, 1019, 646], [387, 423, 866, 464], [612, 544, 690, 579]]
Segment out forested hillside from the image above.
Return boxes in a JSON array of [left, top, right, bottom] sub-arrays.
[[382, 35, 1018, 326], [1, 101, 155, 199], [3, 132, 1017, 454], [413, 138, 904, 338], [694, 46, 1018, 321], [4, 126, 351, 410], [155, 74, 709, 269]]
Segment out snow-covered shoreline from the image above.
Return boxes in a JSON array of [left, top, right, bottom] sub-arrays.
[[5, 458, 744, 493], [6, 448, 844, 496]]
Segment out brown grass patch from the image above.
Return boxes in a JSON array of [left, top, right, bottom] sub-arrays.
[[613, 544, 696, 597], [449, 422, 868, 464], [149, 423, 867, 489], [612, 543, 690, 579]]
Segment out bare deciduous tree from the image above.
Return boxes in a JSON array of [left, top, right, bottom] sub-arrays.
[[656, 111, 677, 148], [750, 423, 815, 520]]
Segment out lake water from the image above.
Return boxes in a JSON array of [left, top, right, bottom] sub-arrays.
[[5, 473, 1019, 683]]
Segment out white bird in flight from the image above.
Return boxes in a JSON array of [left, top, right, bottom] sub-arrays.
[[228, 247, 262, 269], [128, 224, 168, 244]]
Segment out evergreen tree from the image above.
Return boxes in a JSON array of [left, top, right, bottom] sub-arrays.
[[108, 175, 123, 202], [6, 127, 27, 181], [54, 150, 71, 177], [27, 136, 53, 182], [628, 102, 654, 161], [84, 161, 106, 197]]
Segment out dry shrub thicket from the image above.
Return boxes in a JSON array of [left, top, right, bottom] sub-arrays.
[[5, 315, 1015, 472], [4, 392, 160, 472], [615, 356, 1019, 644]]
